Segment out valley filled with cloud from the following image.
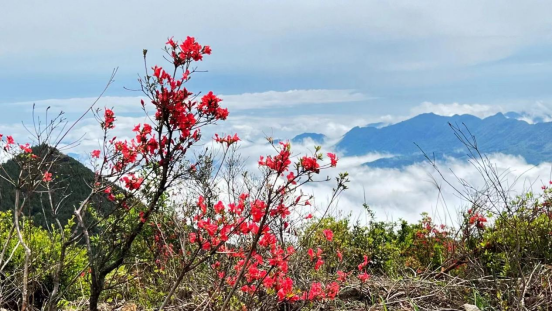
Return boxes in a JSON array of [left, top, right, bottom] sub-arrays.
[[1, 93, 550, 225]]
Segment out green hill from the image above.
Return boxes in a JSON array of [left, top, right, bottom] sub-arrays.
[[0, 145, 116, 227]]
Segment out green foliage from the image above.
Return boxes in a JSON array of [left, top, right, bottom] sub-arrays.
[[0, 211, 88, 305], [402, 213, 456, 272], [301, 214, 413, 276], [475, 187, 552, 278], [0, 145, 549, 310]]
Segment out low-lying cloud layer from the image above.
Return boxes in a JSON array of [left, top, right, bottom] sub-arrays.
[[225, 136, 552, 226], [0, 95, 550, 224], [303, 154, 551, 226], [4, 92, 550, 141]]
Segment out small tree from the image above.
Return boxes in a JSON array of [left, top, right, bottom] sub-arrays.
[[0, 37, 370, 311]]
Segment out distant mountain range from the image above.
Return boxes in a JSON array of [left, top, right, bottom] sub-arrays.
[[335, 112, 551, 168]]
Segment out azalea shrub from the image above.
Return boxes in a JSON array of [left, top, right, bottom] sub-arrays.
[[467, 183, 552, 278], [0, 37, 366, 311], [0, 36, 550, 311], [402, 213, 457, 273], [301, 216, 407, 277]]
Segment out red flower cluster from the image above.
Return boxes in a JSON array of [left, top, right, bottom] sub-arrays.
[[468, 209, 487, 229], [145, 139, 354, 304], [307, 247, 324, 271], [357, 272, 370, 283], [357, 255, 371, 283], [104, 187, 115, 202], [104, 109, 115, 129], [199, 91, 228, 120], [91, 150, 101, 158], [214, 133, 240, 147], [20, 143, 32, 153], [300, 156, 319, 173], [259, 142, 292, 173], [91, 37, 231, 210], [322, 229, 333, 241], [337, 270, 349, 282], [1, 135, 15, 151], [327, 153, 338, 167], [43, 171, 52, 182], [357, 255, 369, 271], [336, 250, 343, 262], [122, 174, 144, 191], [166, 36, 211, 66]]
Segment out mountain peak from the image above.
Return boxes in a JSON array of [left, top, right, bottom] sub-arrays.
[[292, 133, 326, 144], [487, 112, 506, 119]]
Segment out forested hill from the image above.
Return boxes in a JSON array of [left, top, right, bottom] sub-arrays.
[[0, 146, 115, 227]]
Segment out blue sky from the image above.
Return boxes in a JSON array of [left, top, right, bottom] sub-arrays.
[[0, 0, 551, 117], [0, 0, 551, 222]]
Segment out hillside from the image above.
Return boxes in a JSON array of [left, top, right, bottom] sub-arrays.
[[336, 113, 552, 168], [0, 145, 115, 227]]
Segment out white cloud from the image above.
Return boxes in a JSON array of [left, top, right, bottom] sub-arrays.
[[409, 102, 502, 119], [407, 101, 552, 124], [8, 96, 146, 114], [224, 114, 370, 141], [302, 153, 552, 226], [0, 104, 550, 226], [4, 89, 369, 116], [221, 89, 369, 110], [0, 0, 549, 76], [518, 101, 553, 123], [201, 130, 552, 225]]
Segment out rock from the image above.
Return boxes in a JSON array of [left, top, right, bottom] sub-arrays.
[[121, 303, 138, 311], [463, 304, 481, 311], [337, 286, 363, 300]]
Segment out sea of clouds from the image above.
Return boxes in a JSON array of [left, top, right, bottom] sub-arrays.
[[1, 91, 551, 225]]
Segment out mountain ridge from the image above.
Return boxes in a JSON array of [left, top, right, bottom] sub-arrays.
[[335, 112, 551, 168]]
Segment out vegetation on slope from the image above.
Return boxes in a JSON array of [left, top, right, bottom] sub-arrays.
[[0, 145, 115, 228]]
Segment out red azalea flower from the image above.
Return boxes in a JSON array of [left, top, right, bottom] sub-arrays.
[[337, 270, 348, 282], [322, 229, 333, 241], [326, 282, 340, 299], [42, 171, 53, 182], [307, 248, 315, 260], [358, 255, 369, 271], [301, 156, 320, 173], [327, 153, 338, 167], [104, 108, 115, 129], [358, 272, 370, 283], [314, 258, 324, 271]]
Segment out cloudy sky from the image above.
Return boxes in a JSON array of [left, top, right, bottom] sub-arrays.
[[0, 0, 551, 223]]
